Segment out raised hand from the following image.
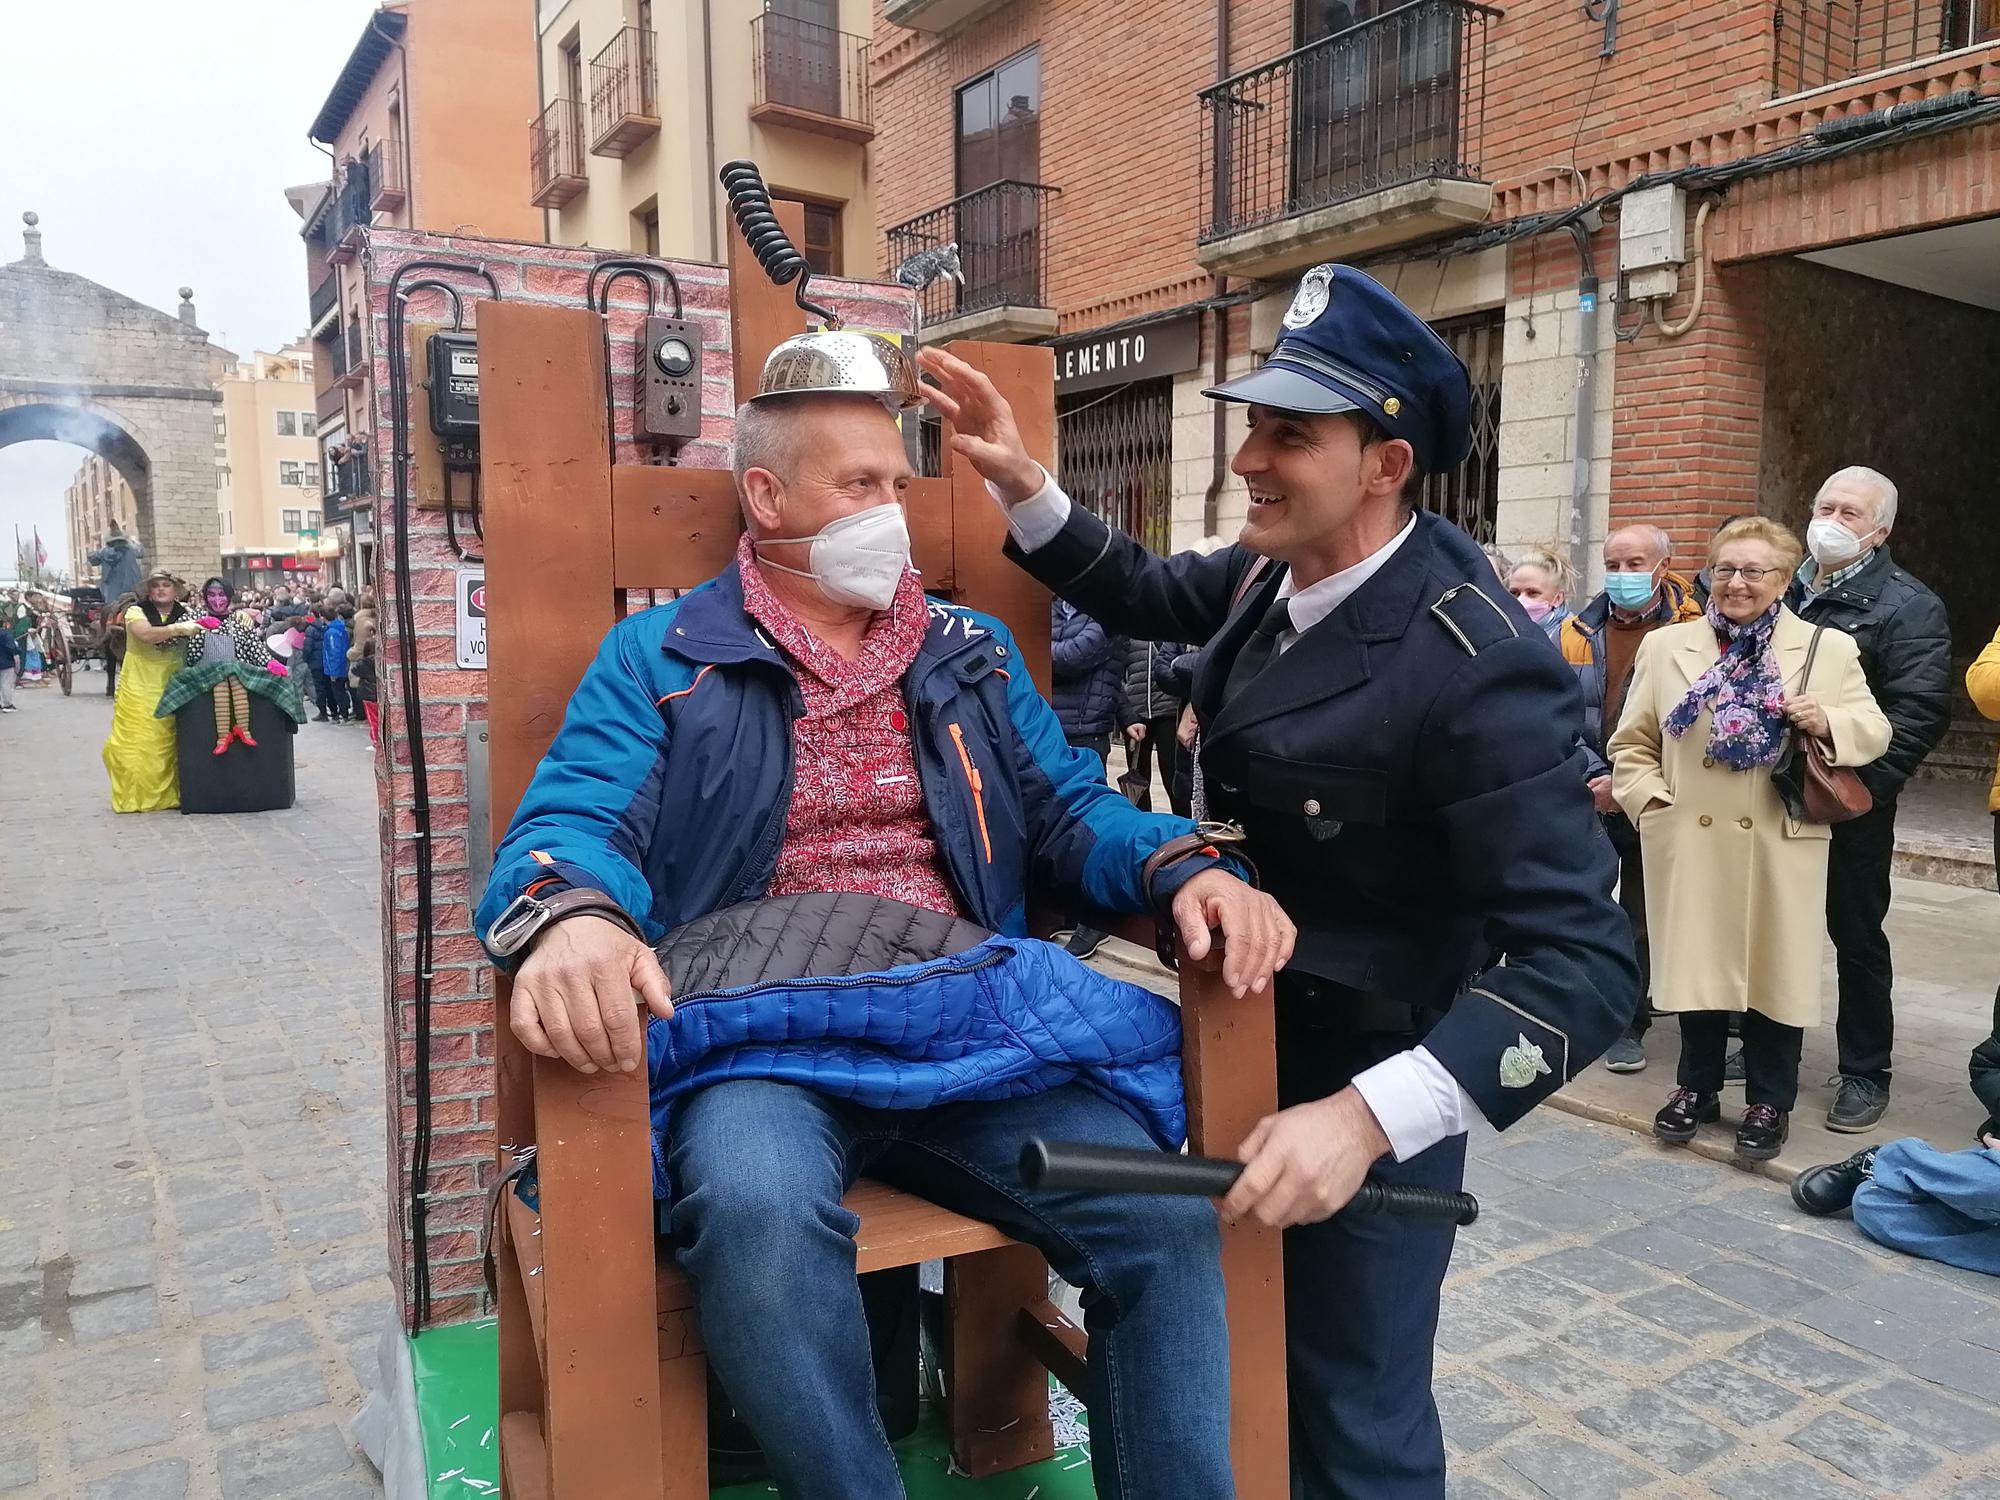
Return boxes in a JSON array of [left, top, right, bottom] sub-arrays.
[[915, 348, 1045, 505]]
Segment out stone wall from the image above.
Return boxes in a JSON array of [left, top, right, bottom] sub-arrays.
[[1759, 257, 2000, 655], [360, 227, 913, 1326], [0, 244, 222, 581]]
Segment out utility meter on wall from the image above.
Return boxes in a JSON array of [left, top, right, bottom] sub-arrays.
[[637, 316, 704, 444], [427, 330, 481, 438]]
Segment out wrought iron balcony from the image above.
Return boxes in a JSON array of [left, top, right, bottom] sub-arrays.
[[589, 27, 659, 157], [368, 137, 405, 213], [1197, 0, 1499, 277], [1772, 0, 1998, 96], [332, 323, 367, 390], [327, 157, 375, 264], [751, 14, 873, 144], [309, 272, 338, 330], [530, 98, 588, 208], [885, 181, 1060, 343]]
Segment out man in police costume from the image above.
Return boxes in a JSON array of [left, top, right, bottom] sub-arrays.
[[921, 266, 1639, 1497]]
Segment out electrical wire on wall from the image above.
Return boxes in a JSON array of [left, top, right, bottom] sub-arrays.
[[384, 257, 501, 1333]]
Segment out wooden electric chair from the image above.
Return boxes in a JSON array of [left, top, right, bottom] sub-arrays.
[[478, 205, 1287, 1499]]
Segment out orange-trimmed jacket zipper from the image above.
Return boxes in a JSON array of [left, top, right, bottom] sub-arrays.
[[946, 722, 993, 864]]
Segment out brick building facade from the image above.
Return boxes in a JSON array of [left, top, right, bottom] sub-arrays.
[[867, 0, 2000, 698]]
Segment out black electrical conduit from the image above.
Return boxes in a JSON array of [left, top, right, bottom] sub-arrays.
[[384, 257, 502, 1332]]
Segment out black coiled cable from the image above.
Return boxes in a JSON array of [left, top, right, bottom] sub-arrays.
[[719, 158, 840, 328]]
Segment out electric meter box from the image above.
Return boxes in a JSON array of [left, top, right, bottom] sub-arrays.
[[427, 331, 481, 438], [637, 316, 704, 444], [1619, 184, 1689, 304]]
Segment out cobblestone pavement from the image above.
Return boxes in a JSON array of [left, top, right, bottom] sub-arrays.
[[5, 685, 1998, 1499], [1, 685, 392, 1500]]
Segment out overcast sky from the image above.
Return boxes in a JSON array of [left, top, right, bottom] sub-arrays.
[[1, 0, 383, 574]]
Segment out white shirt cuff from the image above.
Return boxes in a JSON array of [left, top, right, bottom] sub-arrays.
[[1350, 1045, 1473, 1164], [984, 464, 1072, 552]]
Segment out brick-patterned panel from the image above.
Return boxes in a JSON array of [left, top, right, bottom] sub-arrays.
[[359, 227, 913, 1328]]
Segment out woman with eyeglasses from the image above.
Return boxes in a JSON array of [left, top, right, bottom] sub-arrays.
[[1609, 516, 1890, 1160]]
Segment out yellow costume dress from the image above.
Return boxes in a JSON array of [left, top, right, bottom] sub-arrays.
[[103, 605, 185, 812]]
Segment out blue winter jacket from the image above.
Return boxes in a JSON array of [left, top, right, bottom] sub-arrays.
[[642, 936, 1186, 1198], [1051, 600, 1126, 738], [477, 561, 1231, 953], [321, 618, 350, 679]]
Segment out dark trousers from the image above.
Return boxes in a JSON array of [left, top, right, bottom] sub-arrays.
[[1125, 715, 1192, 818], [1605, 812, 1650, 1038], [1278, 1017, 1466, 1499], [1678, 1010, 1803, 1111], [323, 675, 352, 721], [1828, 796, 1900, 1086], [307, 668, 328, 717]]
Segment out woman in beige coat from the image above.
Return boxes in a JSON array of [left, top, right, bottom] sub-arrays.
[[1610, 517, 1890, 1160]]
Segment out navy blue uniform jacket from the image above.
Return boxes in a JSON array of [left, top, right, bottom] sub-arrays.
[[1008, 507, 1639, 1129]]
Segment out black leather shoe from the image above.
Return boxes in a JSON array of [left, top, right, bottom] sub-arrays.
[[1736, 1104, 1789, 1161], [1790, 1145, 1878, 1215], [1653, 1088, 1720, 1144], [1827, 1075, 1889, 1133]]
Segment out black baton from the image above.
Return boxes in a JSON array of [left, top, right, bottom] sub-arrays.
[[1019, 1139, 1479, 1227]]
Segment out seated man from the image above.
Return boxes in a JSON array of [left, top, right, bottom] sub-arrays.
[[475, 334, 1292, 1500]]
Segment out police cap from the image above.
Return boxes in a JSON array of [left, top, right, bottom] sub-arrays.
[[1205, 264, 1473, 473]]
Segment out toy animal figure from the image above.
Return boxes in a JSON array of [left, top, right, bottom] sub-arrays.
[[184, 578, 279, 754]]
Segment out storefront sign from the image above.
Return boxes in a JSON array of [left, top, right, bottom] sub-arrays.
[[246, 556, 273, 571], [456, 567, 486, 670], [1054, 313, 1202, 396]]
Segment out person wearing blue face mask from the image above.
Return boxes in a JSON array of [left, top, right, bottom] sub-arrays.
[[1558, 525, 1704, 1074]]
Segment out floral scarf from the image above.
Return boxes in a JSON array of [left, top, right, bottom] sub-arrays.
[[1664, 599, 1787, 770]]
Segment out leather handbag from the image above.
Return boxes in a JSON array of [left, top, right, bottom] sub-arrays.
[[1771, 624, 1873, 825]]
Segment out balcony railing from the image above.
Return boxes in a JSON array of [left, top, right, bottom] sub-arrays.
[[530, 98, 588, 208], [368, 137, 406, 213], [331, 323, 366, 389], [309, 272, 338, 329], [1199, 0, 1498, 244], [589, 27, 659, 156], [751, 14, 874, 142], [885, 181, 1059, 329], [1771, 0, 1997, 96], [327, 157, 374, 263]]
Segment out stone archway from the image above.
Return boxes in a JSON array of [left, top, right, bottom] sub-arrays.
[[0, 213, 223, 581]]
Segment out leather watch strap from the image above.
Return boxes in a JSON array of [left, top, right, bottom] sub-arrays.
[[537, 887, 644, 944]]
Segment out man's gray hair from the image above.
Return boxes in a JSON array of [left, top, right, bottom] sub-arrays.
[[731, 399, 803, 493], [1607, 524, 1672, 565], [1820, 465, 1898, 532]]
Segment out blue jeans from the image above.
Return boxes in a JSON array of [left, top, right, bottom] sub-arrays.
[[1852, 1138, 2000, 1277], [666, 1080, 1234, 1500]]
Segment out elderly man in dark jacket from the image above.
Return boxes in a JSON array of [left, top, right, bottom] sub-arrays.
[[1794, 466, 1952, 1132]]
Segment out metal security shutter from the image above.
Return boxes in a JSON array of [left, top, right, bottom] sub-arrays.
[[1057, 377, 1174, 555], [1419, 309, 1501, 543]]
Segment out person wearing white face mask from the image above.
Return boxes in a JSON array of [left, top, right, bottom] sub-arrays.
[[1793, 465, 1952, 1134], [476, 337, 1295, 1500]]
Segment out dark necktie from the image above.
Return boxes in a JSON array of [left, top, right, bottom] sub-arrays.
[[1223, 594, 1294, 704]]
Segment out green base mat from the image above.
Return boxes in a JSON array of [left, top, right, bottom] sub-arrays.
[[409, 1319, 1097, 1499]]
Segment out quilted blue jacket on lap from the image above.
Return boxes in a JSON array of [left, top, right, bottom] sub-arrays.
[[643, 935, 1185, 1199]]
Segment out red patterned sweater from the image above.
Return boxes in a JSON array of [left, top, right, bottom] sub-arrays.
[[737, 538, 964, 919]]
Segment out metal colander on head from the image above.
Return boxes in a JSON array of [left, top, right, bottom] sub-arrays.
[[753, 329, 924, 412]]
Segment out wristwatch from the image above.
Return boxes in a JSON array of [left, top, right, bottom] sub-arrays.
[[486, 886, 645, 958]]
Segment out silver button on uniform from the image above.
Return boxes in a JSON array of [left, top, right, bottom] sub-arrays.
[[1303, 798, 1321, 816]]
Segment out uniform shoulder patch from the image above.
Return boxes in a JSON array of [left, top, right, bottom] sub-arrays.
[[1429, 582, 1520, 657]]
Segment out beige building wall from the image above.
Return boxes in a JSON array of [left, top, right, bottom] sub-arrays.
[[538, 0, 875, 273], [218, 344, 324, 564]]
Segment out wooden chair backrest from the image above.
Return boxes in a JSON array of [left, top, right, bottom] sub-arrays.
[[476, 205, 1286, 1496]]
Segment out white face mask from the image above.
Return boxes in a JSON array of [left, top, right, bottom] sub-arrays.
[[755, 502, 912, 612], [1806, 517, 1871, 570]]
